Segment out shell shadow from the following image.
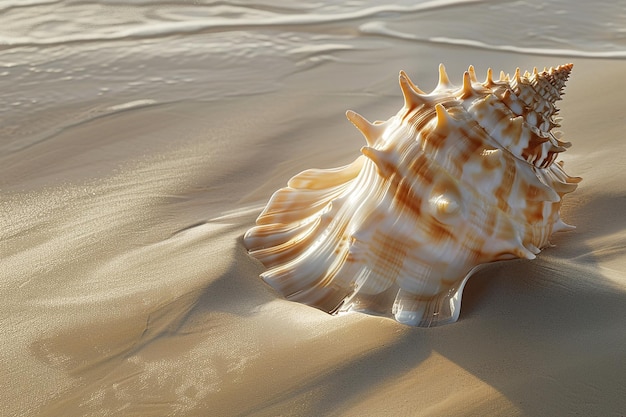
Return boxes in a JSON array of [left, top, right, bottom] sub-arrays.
[[245, 189, 626, 416], [460, 189, 626, 318], [241, 330, 432, 417], [29, 190, 626, 416]]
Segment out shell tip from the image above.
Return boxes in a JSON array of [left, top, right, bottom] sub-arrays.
[[437, 63, 451, 89], [526, 243, 541, 255], [553, 218, 576, 233], [399, 70, 425, 93], [346, 110, 380, 146], [468, 65, 477, 82], [484, 67, 494, 86], [434, 103, 452, 132], [399, 71, 428, 108], [460, 71, 475, 98], [519, 247, 537, 260]]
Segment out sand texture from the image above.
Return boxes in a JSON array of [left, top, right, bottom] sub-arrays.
[[1, 0, 626, 416]]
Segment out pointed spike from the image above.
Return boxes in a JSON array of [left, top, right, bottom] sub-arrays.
[[346, 110, 381, 147], [460, 71, 475, 98], [434, 103, 451, 132], [549, 117, 562, 128], [549, 131, 570, 148], [552, 163, 583, 184], [437, 63, 451, 89], [552, 218, 576, 233], [399, 72, 428, 109], [569, 175, 583, 184], [361, 146, 377, 160], [526, 243, 541, 255], [499, 70, 507, 81], [557, 139, 572, 148], [516, 244, 537, 260], [399, 70, 425, 94], [484, 67, 494, 86], [361, 146, 394, 178], [514, 67, 522, 86], [468, 65, 478, 82], [530, 135, 551, 147], [550, 144, 567, 154]]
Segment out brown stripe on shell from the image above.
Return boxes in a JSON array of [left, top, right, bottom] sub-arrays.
[[494, 150, 517, 213], [394, 177, 424, 217]]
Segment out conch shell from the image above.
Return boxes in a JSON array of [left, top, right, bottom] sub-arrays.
[[244, 63, 580, 327]]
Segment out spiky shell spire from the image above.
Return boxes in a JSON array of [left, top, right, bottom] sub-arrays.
[[244, 63, 580, 327]]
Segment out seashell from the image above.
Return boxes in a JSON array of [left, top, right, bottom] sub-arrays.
[[244, 63, 581, 327]]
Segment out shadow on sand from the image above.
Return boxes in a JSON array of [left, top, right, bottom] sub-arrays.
[[31, 190, 626, 416]]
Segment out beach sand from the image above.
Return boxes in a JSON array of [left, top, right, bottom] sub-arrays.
[[2, 1, 626, 416]]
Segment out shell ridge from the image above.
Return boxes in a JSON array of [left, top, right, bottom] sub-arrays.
[[255, 183, 348, 226], [288, 155, 365, 190], [245, 217, 320, 253], [260, 198, 353, 299], [255, 162, 390, 310]]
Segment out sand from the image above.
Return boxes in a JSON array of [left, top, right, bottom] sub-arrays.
[[1, 0, 626, 416]]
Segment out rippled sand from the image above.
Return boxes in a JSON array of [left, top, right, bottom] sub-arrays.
[[2, 0, 626, 416]]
